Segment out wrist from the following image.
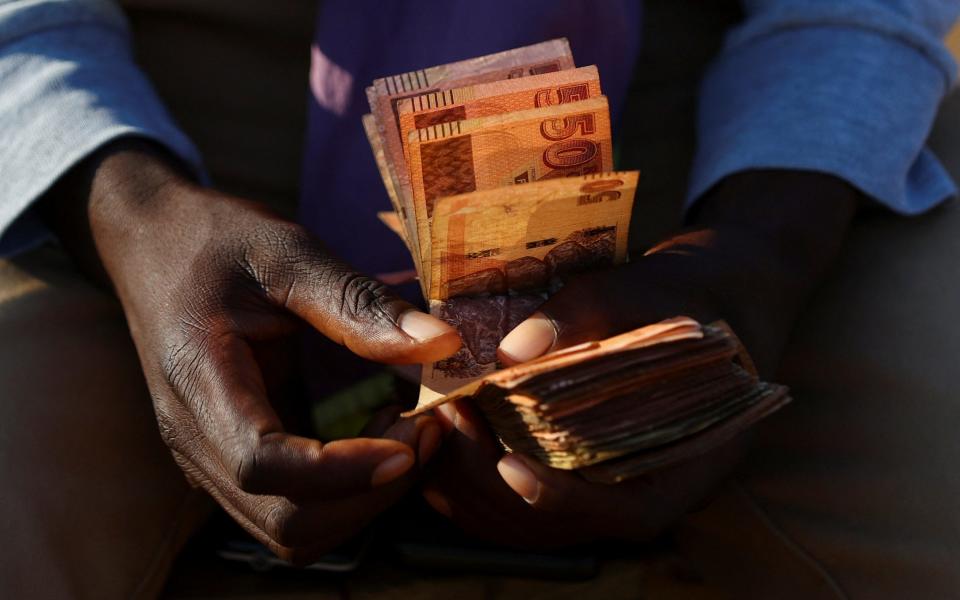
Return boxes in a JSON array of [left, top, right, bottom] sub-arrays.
[[40, 137, 197, 287], [684, 169, 858, 288], [637, 170, 860, 375], [87, 140, 193, 222], [691, 170, 857, 253]]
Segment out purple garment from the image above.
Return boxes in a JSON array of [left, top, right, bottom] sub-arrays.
[[300, 0, 641, 283], [298, 1, 640, 398]]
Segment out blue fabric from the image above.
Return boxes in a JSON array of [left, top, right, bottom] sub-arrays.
[[689, 0, 960, 212], [1, 0, 958, 260], [0, 0, 203, 257]]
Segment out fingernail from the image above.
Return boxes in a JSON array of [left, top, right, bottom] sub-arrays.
[[422, 488, 453, 518], [497, 455, 540, 504], [498, 312, 557, 365], [418, 422, 442, 463], [398, 310, 455, 342], [371, 452, 414, 487]]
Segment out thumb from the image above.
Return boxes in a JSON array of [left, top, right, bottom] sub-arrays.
[[255, 226, 461, 364], [496, 264, 689, 365], [497, 271, 619, 366]]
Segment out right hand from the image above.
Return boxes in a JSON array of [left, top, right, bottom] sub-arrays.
[[44, 140, 462, 563], [422, 169, 859, 547]]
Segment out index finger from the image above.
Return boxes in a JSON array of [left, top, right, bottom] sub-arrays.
[[164, 332, 422, 499]]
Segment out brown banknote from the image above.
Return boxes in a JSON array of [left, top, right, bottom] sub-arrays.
[[410, 317, 791, 482], [428, 171, 638, 300], [367, 38, 575, 277], [577, 384, 789, 483], [362, 114, 408, 246], [396, 65, 601, 161], [407, 96, 614, 285]]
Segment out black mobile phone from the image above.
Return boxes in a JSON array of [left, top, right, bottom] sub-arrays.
[[216, 533, 370, 574], [209, 510, 370, 574]]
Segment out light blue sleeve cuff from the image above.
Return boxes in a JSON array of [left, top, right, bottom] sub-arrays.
[[689, 19, 959, 215], [0, 3, 204, 256]]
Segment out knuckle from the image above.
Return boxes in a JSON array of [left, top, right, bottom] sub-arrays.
[[337, 273, 396, 323], [261, 224, 316, 269], [263, 222, 313, 260]]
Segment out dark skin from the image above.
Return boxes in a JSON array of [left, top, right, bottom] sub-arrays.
[[44, 138, 858, 554], [422, 170, 859, 547], [41, 139, 462, 564]]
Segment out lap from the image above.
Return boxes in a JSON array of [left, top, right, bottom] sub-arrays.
[[0, 246, 210, 600]]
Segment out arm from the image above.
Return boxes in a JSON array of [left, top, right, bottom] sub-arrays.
[[424, 1, 959, 546], [426, 171, 858, 547], [0, 0, 202, 255], [689, 0, 959, 214], [40, 138, 461, 561], [3, 1, 462, 561]]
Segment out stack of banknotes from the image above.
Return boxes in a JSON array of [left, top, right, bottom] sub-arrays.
[[409, 317, 789, 483], [362, 39, 790, 481]]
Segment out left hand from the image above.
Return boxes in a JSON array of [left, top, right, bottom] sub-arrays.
[[422, 169, 859, 546]]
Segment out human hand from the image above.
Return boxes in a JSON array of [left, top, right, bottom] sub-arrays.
[[423, 169, 859, 546], [43, 140, 462, 562], [422, 398, 746, 548]]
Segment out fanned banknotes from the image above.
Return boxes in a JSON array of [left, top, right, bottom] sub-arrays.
[[366, 38, 575, 294], [362, 40, 790, 481]]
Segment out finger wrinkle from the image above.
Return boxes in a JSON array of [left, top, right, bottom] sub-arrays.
[[162, 338, 208, 408], [342, 274, 388, 319]]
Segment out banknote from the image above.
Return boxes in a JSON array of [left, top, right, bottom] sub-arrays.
[[362, 114, 408, 246], [369, 38, 574, 176], [419, 295, 545, 404], [577, 384, 789, 483], [416, 315, 703, 410], [396, 65, 601, 161], [428, 171, 638, 300], [407, 96, 614, 286], [410, 317, 791, 481], [367, 39, 575, 279]]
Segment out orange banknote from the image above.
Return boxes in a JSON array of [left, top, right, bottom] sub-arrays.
[[428, 171, 638, 300], [396, 65, 601, 161], [407, 96, 614, 284]]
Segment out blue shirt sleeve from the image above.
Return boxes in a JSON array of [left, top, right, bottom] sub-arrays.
[[0, 0, 204, 256], [689, 0, 960, 214]]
